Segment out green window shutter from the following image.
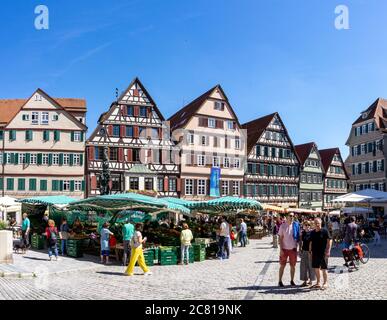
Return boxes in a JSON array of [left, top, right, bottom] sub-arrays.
[[54, 130, 60, 141], [18, 178, 25, 191], [59, 153, 64, 166], [69, 154, 74, 166], [29, 178, 37, 191], [0, 130, 3, 140], [25, 130, 32, 141], [81, 180, 85, 191], [7, 178, 14, 191], [9, 130, 16, 141], [71, 131, 74, 142], [70, 180, 75, 192], [0, 178, 3, 190], [10, 153, 14, 164], [14, 153, 19, 165], [52, 180, 58, 191], [40, 179, 47, 191], [25, 153, 30, 164], [37, 153, 42, 165], [43, 130, 49, 141], [48, 154, 53, 165], [80, 132, 84, 142], [59, 180, 64, 191], [80, 154, 84, 166]]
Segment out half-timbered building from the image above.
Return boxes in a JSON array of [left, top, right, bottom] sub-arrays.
[[168, 85, 246, 200], [243, 113, 300, 208], [320, 148, 349, 210], [86, 78, 180, 197], [0, 89, 87, 198]]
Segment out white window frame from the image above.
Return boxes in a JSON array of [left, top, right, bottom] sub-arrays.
[[31, 112, 39, 125], [197, 155, 205, 167], [221, 181, 229, 196], [52, 154, 59, 166], [233, 158, 240, 169], [188, 134, 194, 145], [379, 183, 385, 191], [19, 153, 26, 164], [30, 154, 37, 165], [74, 154, 81, 166], [197, 179, 206, 196], [63, 154, 70, 165], [213, 156, 220, 167], [223, 157, 230, 168], [185, 179, 193, 195], [75, 181, 82, 191], [41, 112, 49, 125], [22, 114, 29, 121], [235, 137, 240, 150], [74, 131, 81, 142], [377, 160, 383, 171], [227, 121, 234, 130], [52, 114, 59, 121], [63, 180, 71, 191], [201, 136, 207, 146], [42, 154, 49, 165], [208, 118, 216, 128], [214, 101, 224, 111], [232, 181, 240, 196]]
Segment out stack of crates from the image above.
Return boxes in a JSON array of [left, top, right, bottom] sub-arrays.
[[159, 246, 178, 265], [193, 244, 206, 262], [57, 238, 62, 254], [31, 234, 45, 250], [176, 246, 194, 264], [140, 249, 155, 266], [66, 239, 83, 258]]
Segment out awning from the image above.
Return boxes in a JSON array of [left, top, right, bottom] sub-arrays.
[[184, 196, 262, 213], [286, 208, 323, 214], [261, 204, 286, 213], [17, 196, 78, 206], [331, 189, 387, 203]]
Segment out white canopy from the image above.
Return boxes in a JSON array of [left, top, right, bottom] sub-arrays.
[[0, 196, 18, 207], [331, 189, 387, 203]]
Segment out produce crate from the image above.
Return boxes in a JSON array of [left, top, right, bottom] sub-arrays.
[[193, 244, 206, 262], [31, 234, 45, 250], [140, 250, 155, 266], [176, 246, 194, 263], [160, 257, 178, 266], [66, 239, 83, 258]]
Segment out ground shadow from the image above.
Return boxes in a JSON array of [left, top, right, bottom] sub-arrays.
[[96, 271, 126, 276], [228, 285, 309, 295], [254, 260, 278, 264], [22, 256, 49, 261]]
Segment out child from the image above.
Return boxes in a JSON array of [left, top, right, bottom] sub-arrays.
[[100, 222, 114, 264], [46, 219, 59, 261]]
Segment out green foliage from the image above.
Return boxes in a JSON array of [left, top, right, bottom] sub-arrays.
[[0, 220, 8, 230]]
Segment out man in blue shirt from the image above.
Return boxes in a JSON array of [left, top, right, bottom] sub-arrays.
[[239, 219, 248, 247], [21, 213, 31, 248]]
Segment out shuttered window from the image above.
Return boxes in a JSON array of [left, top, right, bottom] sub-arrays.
[[25, 130, 33, 141], [43, 130, 50, 141], [40, 180, 47, 191], [54, 130, 60, 141], [7, 178, 14, 190], [18, 178, 25, 191], [29, 178, 37, 191]]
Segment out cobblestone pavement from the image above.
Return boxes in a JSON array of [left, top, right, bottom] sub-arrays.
[[0, 237, 386, 300]]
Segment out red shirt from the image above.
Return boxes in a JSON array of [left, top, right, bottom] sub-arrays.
[[46, 226, 58, 239]]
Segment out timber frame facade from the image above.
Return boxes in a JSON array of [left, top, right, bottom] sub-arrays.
[[243, 113, 300, 207], [86, 78, 180, 197]]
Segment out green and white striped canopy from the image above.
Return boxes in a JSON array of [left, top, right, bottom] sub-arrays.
[[17, 195, 78, 206], [183, 196, 263, 213]]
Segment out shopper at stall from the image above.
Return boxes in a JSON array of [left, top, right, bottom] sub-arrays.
[[125, 223, 152, 276], [100, 222, 114, 264], [46, 219, 59, 261], [122, 219, 135, 266], [278, 213, 300, 287], [72, 218, 84, 235], [299, 221, 316, 287], [239, 218, 248, 247], [21, 213, 30, 249], [180, 223, 193, 265], [309, 218, 332, 290], [42, 210, 49, 227], [59, 218, 70, 256], [217, 217, 230, 260]]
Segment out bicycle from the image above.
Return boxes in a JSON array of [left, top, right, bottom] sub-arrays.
[[342, 237, 370, 270]]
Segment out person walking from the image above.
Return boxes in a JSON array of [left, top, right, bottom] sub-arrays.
[[125, 223, 152, 276], [217, 217, 230, 260], [180, 223, 193, 265], [272, 216, 281, 249], [59, 218, 70, 256], [309, 218, 332, 290], [331, 217, 341, 248], [278, 213, 300, 287], [299, 221, 316, 287], [21, 213, 31, 249], [371, 221, 381, 246], [239, 218, 248, 247], [45, 219, 59, 261], [100, 222, 114, 264], [122, 219, 135, 266]]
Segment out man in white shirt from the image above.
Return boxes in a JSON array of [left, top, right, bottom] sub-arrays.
[[218, 217, 230, 260]]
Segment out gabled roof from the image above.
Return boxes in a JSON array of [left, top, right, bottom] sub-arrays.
[[0, 89, 87, 128], [319, 148, 349, 179], [242, 113, 277, 154], [118, 77, 164, 121], [294, 142, 317, 166], [168, 84, 240, 131], [353, 98, 387, 128]]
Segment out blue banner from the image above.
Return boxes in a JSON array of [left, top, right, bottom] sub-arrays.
[[210, 167, 221, 197]]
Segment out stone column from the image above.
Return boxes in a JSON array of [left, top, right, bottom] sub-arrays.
[[0, 230, 13, 264]]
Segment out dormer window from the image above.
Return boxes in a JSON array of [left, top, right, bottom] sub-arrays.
[[34, 94, 42, 101], [362, 112, 368, 119], [214, 101, 224, 111]]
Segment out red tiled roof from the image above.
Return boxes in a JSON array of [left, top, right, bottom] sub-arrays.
[[242, 113, 277, 153], [353, 98, 387, 127], [168, 85, 219, 131], [294, 142, 316, 166]]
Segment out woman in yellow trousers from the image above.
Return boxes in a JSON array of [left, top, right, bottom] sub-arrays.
[[125, 223, 152, 276]]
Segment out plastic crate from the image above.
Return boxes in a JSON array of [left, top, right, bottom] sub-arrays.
[[31, 234, 45, 250], [160, 258, 178, 266]]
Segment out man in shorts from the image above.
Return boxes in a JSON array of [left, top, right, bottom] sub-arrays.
[[309, 218, 332, 290], [278, 213, 300, 287]]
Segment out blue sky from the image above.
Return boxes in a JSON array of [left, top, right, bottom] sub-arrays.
[[1, 0, 387, 158]]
